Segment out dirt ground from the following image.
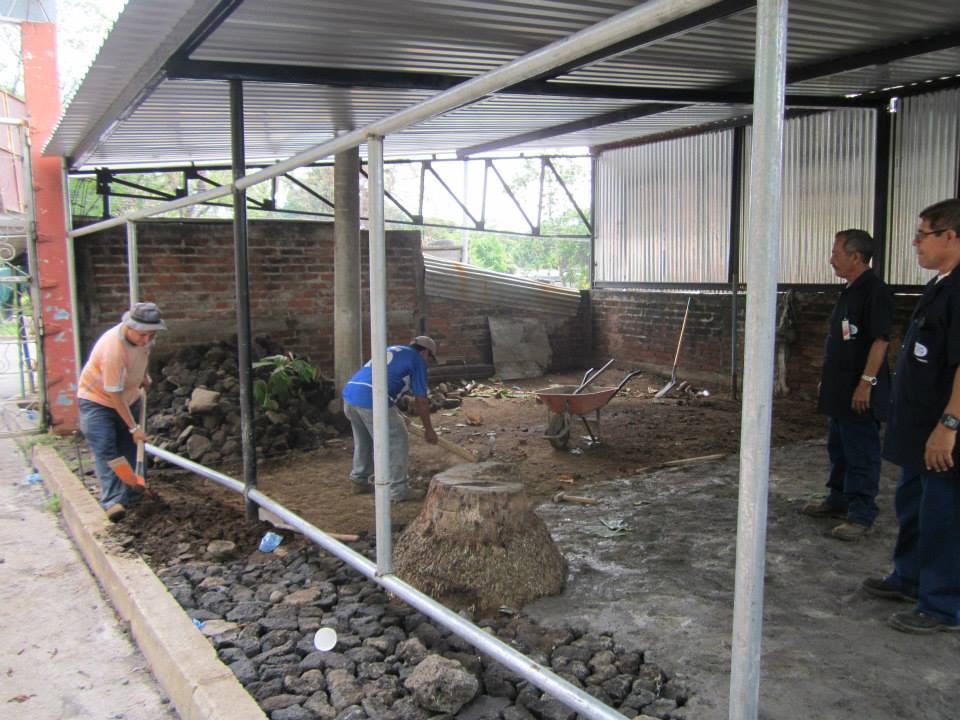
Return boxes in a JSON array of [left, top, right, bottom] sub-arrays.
[[223, 371, 824, 539], [59, 368, 960, 719]]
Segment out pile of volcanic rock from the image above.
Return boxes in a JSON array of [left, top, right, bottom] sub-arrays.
[[147, 339, 343, 467], [161, 539, 691, 720]]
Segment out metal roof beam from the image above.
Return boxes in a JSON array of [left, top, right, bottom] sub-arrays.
[[519, 0, 757, 82], [457, 104, 687, 157], [785, 28, 960, 86], [165, 58, 876, 107]]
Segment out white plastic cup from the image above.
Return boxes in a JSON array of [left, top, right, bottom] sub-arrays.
[[313, 627, 338, 652]]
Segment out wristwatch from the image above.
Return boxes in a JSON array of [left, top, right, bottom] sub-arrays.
[[860, 374, 878, 386], [940, 413, 960, 431], [129, 424, 141, 434]]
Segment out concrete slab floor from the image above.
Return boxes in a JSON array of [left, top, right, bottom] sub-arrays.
[[529, 439, 960, 720], [0, 438, 176, 720]]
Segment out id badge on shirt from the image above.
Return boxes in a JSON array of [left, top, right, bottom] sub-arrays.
[[841, 318, 851, 341]]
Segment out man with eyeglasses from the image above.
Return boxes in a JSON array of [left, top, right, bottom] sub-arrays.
[[804, 229, 893, 541], [78, 302, 166, 521], [861, 198, 960, 634]]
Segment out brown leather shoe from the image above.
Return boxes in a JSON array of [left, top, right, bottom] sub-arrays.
[[105, 503, 126, 522], [831, 522, 871, 541]]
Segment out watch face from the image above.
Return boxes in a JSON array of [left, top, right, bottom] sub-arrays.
[[943, 414, 960, 430]]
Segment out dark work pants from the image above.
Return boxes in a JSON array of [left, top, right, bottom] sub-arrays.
[[825, 414, 881, 527], [78, 398, 144, 509], [886, 466, 960, 626]]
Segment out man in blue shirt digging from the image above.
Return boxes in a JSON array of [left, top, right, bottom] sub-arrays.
[[342, 336, 439, 501]]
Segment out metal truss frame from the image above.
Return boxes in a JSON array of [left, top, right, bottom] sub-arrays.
[[72, 154, 594, 240]]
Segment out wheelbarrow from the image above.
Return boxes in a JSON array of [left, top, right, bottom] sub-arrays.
[[535, 369, 644, 449]]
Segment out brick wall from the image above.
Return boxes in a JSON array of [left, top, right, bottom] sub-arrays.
[[590, 288, 921, 398], [74, 218, 586, 375], [74, 218, 423, 369]]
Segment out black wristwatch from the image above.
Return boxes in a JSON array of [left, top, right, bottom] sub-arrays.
[[940, 413, 960, 431]]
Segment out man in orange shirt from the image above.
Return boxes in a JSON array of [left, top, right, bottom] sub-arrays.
[[77, 303, 166, 521]]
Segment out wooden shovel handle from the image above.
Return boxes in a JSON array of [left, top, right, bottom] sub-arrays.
[[407, 422, 477, 462]]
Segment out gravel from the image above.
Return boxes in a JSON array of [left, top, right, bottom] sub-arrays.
[[156, 538, 692, 719]]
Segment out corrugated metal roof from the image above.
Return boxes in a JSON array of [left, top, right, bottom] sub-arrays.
[[45, 0, 960, 169]]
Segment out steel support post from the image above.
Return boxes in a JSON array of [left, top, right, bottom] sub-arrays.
[[126, 220, 139, 304], [728, 125, 746, 400], [729, 1, 788, 718], [366, 136, 393, 574], [229, 79, 258, 521], [18, 125, 47, 426], [334, 147, 363, 399], [872, 106, 892, 280]]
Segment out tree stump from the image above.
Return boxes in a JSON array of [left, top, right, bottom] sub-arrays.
[[394, 462, 567, 616]]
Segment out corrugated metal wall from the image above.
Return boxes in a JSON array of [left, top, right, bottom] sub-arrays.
[[887, 89, 960, 286], [741, 109, 876, 284], [424, 257, 581, 316], [594, 131, 732, 284]]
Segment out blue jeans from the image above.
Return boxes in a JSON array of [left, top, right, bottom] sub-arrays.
[[825, 414, 881, 527], [79, 398, 144, 509], [344, 401, 409, 498], [885, 466, 960, 626]]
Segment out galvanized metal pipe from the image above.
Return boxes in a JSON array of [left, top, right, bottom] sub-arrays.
[[366, 135, 393, 575], [126, 220, 139, 304], [729, 1, 788, 718], [230, 79, 259, 522], [68, 185, 232, 237], [19, 126, 47, 427], [146, 443, 245, 494], [144, 442, 628, 720]]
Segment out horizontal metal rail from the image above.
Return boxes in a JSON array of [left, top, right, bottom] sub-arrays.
[[145, 442, 629, 720], [67, 0, 721, 240]]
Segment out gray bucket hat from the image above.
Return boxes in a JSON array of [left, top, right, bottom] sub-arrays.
[[413, 335, 438, 361], [122, 302, 167, 332]]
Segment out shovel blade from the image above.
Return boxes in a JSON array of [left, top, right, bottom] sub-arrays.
[[654, 379, 678, 399], [108, 457, 145, 487]]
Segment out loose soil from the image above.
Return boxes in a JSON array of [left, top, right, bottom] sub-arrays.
[[65, 370, 820, 564]]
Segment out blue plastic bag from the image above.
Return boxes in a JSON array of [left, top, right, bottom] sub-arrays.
[[259, 531, 283, 553]]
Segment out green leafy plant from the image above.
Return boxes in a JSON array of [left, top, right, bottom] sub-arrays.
[[45, 494, 61, 514], [251, 354, 321, 411]]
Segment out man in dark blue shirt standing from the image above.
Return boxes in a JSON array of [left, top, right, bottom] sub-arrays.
[[862, 198, 960, 634], [342, 336, 439, 501], [804, 229, 893, 541]]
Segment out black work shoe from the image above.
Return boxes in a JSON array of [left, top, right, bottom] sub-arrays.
[[350, 481, 373, 495], [861, 577, 917, 603], [800, 499, 845, 519], [888, 609, 960, 634], [831, 522, 871, 542]]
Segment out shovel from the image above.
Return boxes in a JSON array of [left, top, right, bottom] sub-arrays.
[[655, 297, 692, 398], [107, 389, 148, 488]]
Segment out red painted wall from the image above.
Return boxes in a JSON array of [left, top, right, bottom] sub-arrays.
[[22, 22, 77, 431]]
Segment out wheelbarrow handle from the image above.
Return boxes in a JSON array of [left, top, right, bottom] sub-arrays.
[[614, 368, 645, 396], [574, 358, 615, 395]]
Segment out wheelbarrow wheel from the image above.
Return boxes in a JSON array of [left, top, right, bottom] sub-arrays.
[[545, 411, 570, 450]]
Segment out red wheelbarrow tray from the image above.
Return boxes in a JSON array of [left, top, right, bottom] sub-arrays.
[[535, 385, 622, 416]]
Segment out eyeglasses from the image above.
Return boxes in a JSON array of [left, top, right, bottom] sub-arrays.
[[914, 228, 947, 240]]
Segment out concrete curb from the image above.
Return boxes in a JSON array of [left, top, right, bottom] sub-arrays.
[[33, 445, 267, 720]]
